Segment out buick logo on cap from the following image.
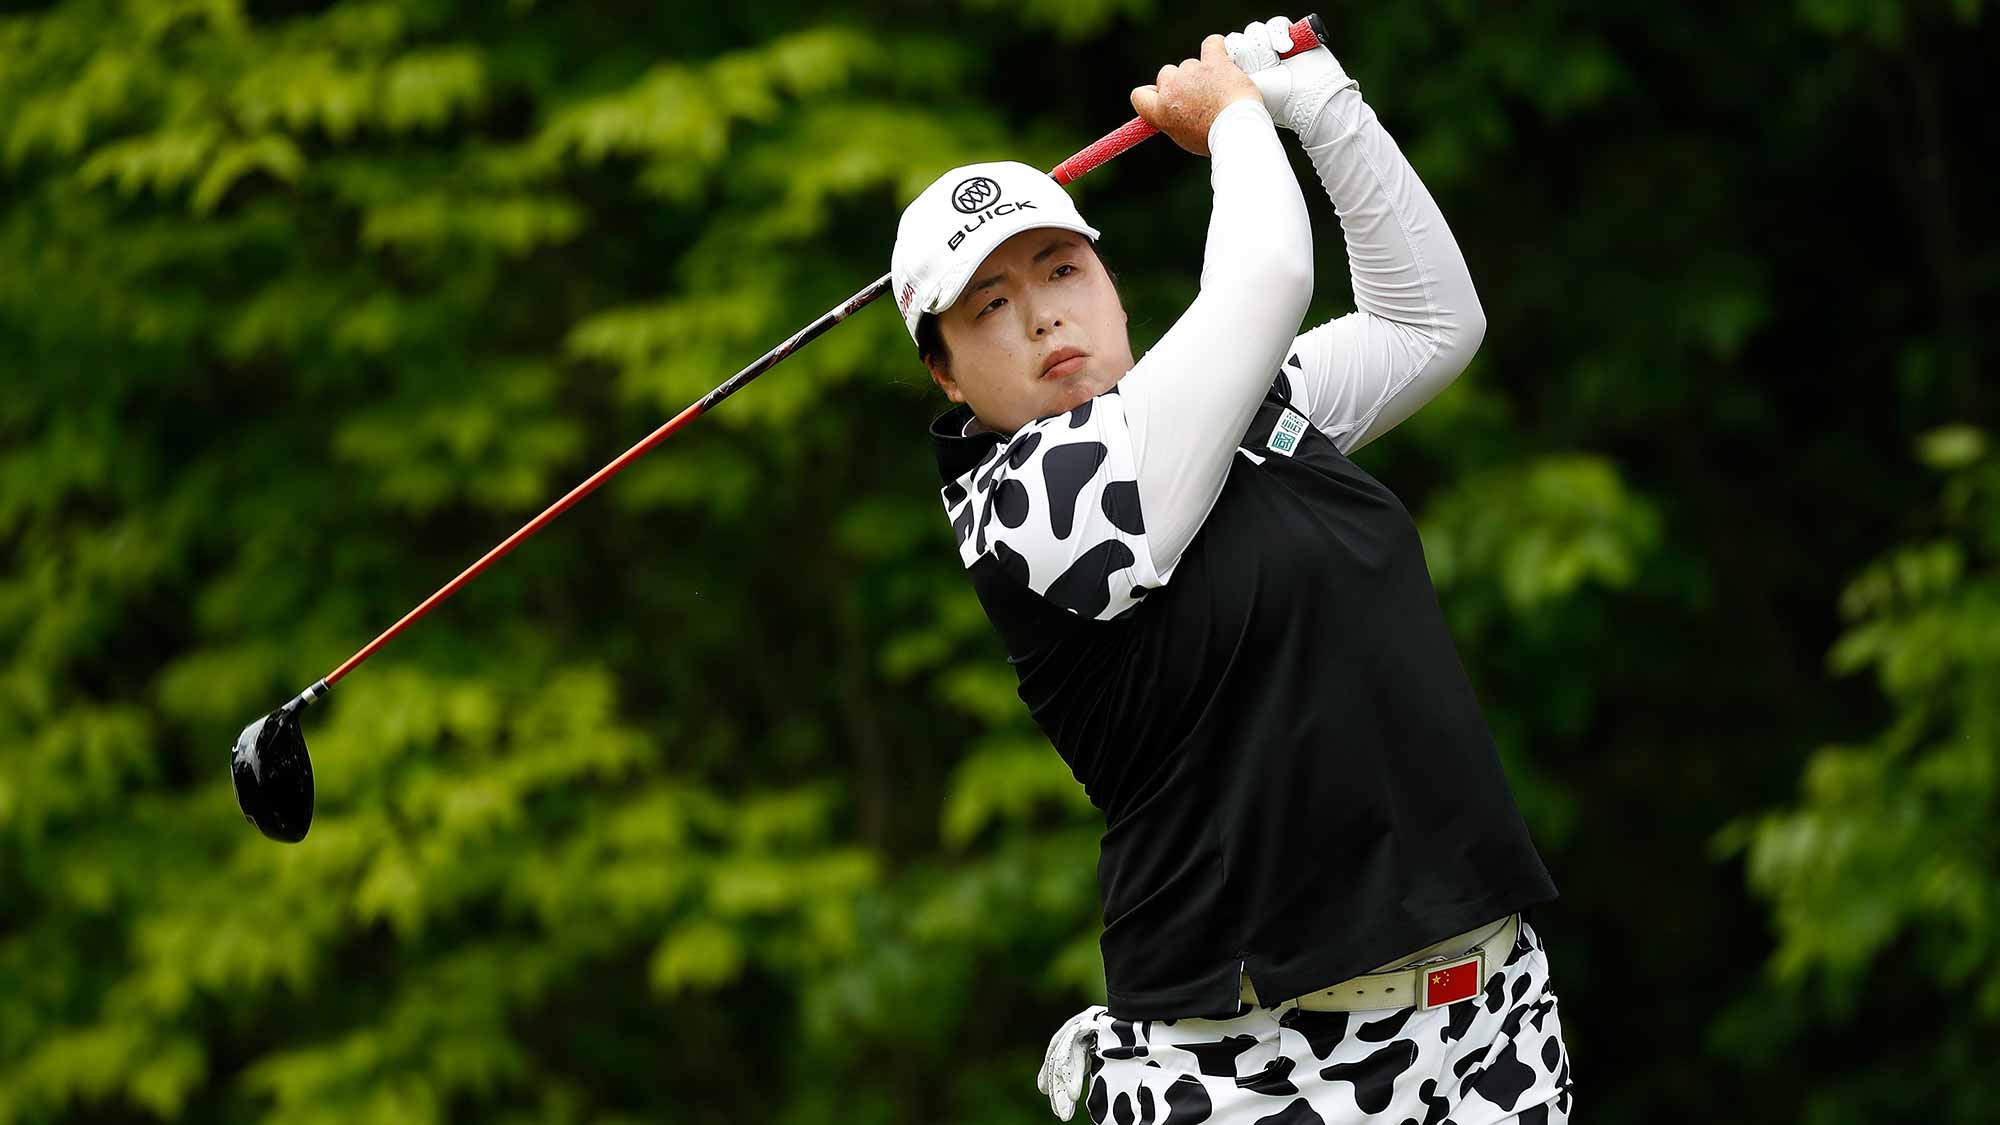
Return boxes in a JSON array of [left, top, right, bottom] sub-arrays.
[[952, 176, 1002, 214]]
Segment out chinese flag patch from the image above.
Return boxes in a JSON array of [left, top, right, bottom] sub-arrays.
[[1424, 958, 1482, 1007]]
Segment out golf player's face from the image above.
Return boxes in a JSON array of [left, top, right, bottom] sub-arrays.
[[927, 229, 1132, 434]]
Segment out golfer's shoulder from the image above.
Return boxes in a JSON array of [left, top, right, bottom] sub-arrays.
[[946, 389, 1160, 621], [996, 388, 1135, 470]]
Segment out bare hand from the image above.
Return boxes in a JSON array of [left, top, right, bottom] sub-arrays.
[[1130, 34, 1262, 158]]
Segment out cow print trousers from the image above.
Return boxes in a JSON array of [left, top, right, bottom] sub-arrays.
[[1082, 921, 1572, 1125]]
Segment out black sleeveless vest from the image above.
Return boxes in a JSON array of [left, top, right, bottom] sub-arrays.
[[930, 372, 1556, 1019]]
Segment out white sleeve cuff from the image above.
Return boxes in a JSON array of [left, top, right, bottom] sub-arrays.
[[1206, 97, 1275, 155]]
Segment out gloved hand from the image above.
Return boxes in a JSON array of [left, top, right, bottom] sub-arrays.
[[1223, 15, 1359, 136], [1035, 1004, 1106, 1120]]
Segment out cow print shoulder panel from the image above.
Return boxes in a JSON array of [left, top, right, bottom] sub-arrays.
[[938, 393, 1167, 622]]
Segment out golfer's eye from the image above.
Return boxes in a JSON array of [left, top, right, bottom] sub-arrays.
[[1052, 263, 1076, 279], [978, 297, 1006, 317]]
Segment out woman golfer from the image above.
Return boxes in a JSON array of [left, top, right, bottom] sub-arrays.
[[890, 18, 1571, 1124]]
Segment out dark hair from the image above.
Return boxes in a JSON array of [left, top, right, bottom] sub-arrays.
[[915, 308, 951, 373], [917, 240, 1118, 375]]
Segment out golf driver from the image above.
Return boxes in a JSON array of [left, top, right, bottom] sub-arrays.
[[230, 15, 1330, 843]]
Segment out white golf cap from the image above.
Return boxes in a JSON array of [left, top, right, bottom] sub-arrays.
[[890, 160, 1101, 343]]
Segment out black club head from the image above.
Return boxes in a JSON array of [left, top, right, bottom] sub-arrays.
[[231, 705, 313, 843]]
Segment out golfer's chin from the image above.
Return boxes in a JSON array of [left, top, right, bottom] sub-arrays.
[[969, 366, 1123, 436], [1038, 361, 1121, 413]]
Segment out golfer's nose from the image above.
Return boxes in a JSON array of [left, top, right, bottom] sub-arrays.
[[1034, 316, 1063, 337]]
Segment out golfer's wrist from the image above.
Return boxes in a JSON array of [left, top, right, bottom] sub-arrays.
[[1292, 94, 1347, 148], [1207, 96, 1274, 155], [1290, 62, 1361, 142]]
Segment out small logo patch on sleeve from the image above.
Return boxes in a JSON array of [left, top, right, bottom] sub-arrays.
[[1266, 408, 1308, 457]]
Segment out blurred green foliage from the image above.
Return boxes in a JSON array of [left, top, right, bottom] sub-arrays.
[[1716, 425, 2000, 1124], [0, 0, 1992, 1122]]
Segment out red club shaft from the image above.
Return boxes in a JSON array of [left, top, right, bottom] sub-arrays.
[[326, 395, 703, 685], [315, 13, 1327, 691]]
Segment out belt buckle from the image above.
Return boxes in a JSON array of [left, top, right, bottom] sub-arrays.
[[1417, 950, 1485, 1011]]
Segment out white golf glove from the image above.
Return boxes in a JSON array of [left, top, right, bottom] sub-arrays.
[[1223, 14, 1358, 136], [1035, 1004, 1105, 1120]]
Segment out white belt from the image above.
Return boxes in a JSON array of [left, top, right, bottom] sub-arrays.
[[1240, 914, 1519, 1013]]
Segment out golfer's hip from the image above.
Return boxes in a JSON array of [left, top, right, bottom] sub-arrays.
[[1070, 919, 1573, 1124], [1239, 914, 1520, 1012]]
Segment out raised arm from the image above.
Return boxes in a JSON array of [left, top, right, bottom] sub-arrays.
[[937, 38, 1314, 623], [1120, 45, 1315, 571], [1287, 80, 1485, 453], [1230, 17, 1486, 455]]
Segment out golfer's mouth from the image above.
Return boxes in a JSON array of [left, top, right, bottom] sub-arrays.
[[1041, 348, 1088, 380]]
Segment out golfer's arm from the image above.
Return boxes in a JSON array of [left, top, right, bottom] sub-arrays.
[[1123, 98, 1314, 571], [1284, 85, 1486, 454]]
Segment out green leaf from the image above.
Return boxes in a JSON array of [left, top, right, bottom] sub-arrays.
[[191, 135, 305, 213], [649, 922, 745, 993], [1919, 425, 1987, 471]]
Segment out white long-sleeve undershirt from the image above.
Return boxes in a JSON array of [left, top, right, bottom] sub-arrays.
[[1286, 85, 1486, 455], [1119, 98, 1315, 572], [1123, 84, 1486, 575]]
